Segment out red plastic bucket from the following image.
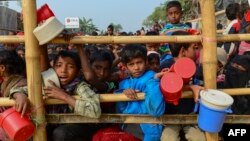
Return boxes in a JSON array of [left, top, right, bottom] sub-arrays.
[[37, 4, 55, 24], [160, 72, 183, 105], [0, 108, 35, 141], [170, 57, 196, 84]]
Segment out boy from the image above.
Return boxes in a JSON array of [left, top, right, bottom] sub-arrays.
[[159, 31, 205, 141], [160, 1, 190, 66], [160, 0, 190, 35], [116, 44, 165, 141]]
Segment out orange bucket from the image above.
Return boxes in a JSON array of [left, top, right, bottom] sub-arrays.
[[170, 57, 196, 84], [0, 108, 35, 141], [160, 72, 183, 105], [37, 4, 55, 24]]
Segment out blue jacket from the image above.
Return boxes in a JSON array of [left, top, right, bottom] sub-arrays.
[[116, 70, 165, 141]]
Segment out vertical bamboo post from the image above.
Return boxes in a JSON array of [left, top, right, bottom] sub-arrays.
[[22, 0, 47, 141], [199, 0, 218, 141]]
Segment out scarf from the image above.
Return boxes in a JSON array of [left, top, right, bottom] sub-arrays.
[[62, 77, 81, 93], [0, 75, 26, 97]]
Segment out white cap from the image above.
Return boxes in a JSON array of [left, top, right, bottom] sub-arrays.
[[33, 16, 64, 45], [200, 89, 233, 110]]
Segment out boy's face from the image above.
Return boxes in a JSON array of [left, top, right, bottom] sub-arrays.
[[148, 59, 160, 72], [167, 7, 182, 24], [184, 43, 197, 61], [125, 57, 147, 78], [91, 60, 111, 81], [54, 56, 79, 86], [146, 43, 160, 52]]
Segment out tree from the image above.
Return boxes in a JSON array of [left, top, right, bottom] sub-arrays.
[[79, 17, 98, 35], [142, 4, 166, 28]]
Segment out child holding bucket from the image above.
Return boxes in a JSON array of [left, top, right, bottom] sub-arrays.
[[40, 49, 101, 141], [115, 44, 165, 141], [0, 50, 30, 141], [159, 30, 206, 141]]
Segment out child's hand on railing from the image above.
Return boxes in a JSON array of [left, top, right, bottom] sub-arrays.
[[123, 89, 140, 100], [59, 29, 76, 42]]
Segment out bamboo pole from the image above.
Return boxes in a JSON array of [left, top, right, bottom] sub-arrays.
[[45, 114, 250, 124], [45, 93, 145, 105], [1, 88, 250, 106], [50, 34, 250, 43], [0, 35, 24, 43], [2, 34, 250, 44], [22, 1, 47, 141], [200, 0, 218, 140]]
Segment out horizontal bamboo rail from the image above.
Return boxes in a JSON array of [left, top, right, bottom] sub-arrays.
[[0, 93, 145, 106], [1, 88, 249, 106], [2, 34, 250, 44], [46, 114, 250, 124]]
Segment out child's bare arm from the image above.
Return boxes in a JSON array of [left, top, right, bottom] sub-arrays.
[[154, 68, 169, 79], [183, 85, 204, 102], [76, 45, 108, 91]]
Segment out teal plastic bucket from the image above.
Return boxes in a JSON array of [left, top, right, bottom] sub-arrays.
[[197, 101, 232, 133]]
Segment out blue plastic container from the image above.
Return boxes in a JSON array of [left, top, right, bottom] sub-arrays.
[[197, 101, 232, 133]]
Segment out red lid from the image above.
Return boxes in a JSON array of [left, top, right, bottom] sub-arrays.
[[0, 108, 16, 126], [160, 72, 183, 94], [174, 57, 196, 79], [37, 4, 55, 24]]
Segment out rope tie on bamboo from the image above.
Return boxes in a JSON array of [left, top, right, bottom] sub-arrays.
[[28, 104, 47, 129]]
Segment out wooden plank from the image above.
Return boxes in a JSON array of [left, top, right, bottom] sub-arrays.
[[46, 114, 250, 124]]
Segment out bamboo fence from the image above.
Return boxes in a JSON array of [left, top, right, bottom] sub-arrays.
[[0, 0, 249, 141], [2, 33, 250, 44], [200, 0, 218, 140], [1, 88, 250, 106]]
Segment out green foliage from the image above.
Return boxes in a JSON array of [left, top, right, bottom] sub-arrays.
[[79, 17, 98, 35], [142, 3, 166, 28]]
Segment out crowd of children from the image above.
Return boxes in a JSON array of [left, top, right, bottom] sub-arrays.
[[1, 0, 250, 141]]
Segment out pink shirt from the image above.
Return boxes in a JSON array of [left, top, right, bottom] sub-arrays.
[[238, 41, 250, 55]]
